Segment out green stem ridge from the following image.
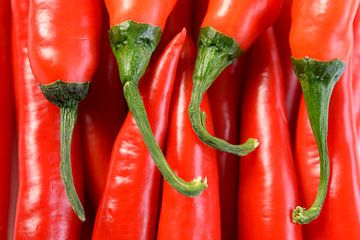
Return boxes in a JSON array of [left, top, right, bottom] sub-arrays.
[[291, 57, 346, 224], [41, 80, 88, 222], [124, 82, 207, 196], [110, 21, 207, 196], [188, 27, 259, 156]]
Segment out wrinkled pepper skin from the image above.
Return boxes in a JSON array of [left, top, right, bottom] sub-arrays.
[[188, 0, 282, 156], [289, 0, 359, 224], [294, 66, 360, 239], [105, 0, 206, 196], [93, 30, 186, 240], [208, 57, 245, 239], [0, 0, 14, 238], [238, 28, 302, 240], [352, 8, 360, 138], [79, 7, 127, 211], [273, 0, 300, 136], [28, 0, 102, 221], [157, 37, 221, 240], [12, 0, 84, 238]]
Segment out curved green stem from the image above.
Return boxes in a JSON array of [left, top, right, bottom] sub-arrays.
[[40, 80, 89, 222], [60, 106, 85, 222], [291, 57, 345, 224], [110, 21, 207, 196], [123, 82, 207, 196], [188, 26, 258, 156]]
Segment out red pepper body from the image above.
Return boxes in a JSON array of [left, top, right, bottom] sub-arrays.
[[157, 37, 221, 240], [105, 0, 176, 28], [79, 7, 127, 210], [352, 9, 360, 138], [294, 66, 360, 238], [273, 0, 300, 135], [201, 0, 282, 50], [12, 0, 84, 238], [290, 0, 358, 62], [193, 0, 209, 39], [28, 0, 101, 84], [238, 28, 302, 239], [93, 30, 186, 239], [0, 0, 14, 238], [208, 57, 245, 239]]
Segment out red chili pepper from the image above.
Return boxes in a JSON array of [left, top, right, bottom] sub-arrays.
[[352, 8, 360, 137], [294, 65, 360, 238], [93, 30, 186, 239], [157, 37, 221, 240], [105, 0, 206, 196], [0, 0, 14, 237], [28, 0, 102, 221], [289, 0, 359, 224], [238, 27, 302, 239], [188, 0, 282, 156], [207, 56, 245, 239], [273, 0, 301, 136], [193, 0, 208, 39], [12, 0, 84, 238], [79, 7, 127, 211]]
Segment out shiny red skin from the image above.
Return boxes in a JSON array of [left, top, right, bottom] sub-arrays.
[[160, 0, 194, 49], [352, 8, 360, 138], [294, 66, 360, 239], [28, 0, 102, 84], [12, 0, 84, 238], [201, 0, 282, 50], [0, 0, 14, 237], [207, 57, 245, 239], [105, 0, 176, 29], [193, 0, 209, 39], [92, 30, 186, 240], [79, 8, 127, 211], [290, 0, 359, 62], [273, 0, 300, 136], [157, 37, 221, 240], [238, 28, 302, 240]]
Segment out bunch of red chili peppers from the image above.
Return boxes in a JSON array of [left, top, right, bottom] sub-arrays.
[[2, 0, 360, 239]]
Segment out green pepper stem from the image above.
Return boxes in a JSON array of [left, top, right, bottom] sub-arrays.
[[291, 57, 345, 224], [124, 82, 207, 196], [60, 106, 85, 222], [188, 27, 259, 156]]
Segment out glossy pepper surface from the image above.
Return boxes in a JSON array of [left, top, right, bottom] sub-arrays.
[[208, 57, 245, 239], [93, 30, 186, 240], [289, 0, 359, 224], [294, 66, 360, 239], [12, 0, 84, 238], [188, 0, 282, 156], [351, 8, 360, 137], [238, 27, 302, 240], [28, 0, 102, 221], [105, 0, 206, 196], [0, 0, 14, 237], [157, 36, 221, 240], [79, 6, 127, 210]]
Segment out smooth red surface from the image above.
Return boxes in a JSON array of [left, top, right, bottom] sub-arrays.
[[208, 57, 245, 239], [352, 8, 360, 138], [294, 66, 360, 239], [105, 0, 176, 29], [290, 0, 359, 62], [28, 0, 102, 84], [193, 0, 209, 39], [12, 0, 84, 238], [79, 7, 127, 211], [274, 0, 301, 136], [238, 28, 302, 240], [0, 0, 14, 237], [157, 36, 221, 240], [201, 0, 282, 50], [92, 30, 186, 240]]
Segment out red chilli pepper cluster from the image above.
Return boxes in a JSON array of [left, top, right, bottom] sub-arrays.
[[2, 0, 360, 238]]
